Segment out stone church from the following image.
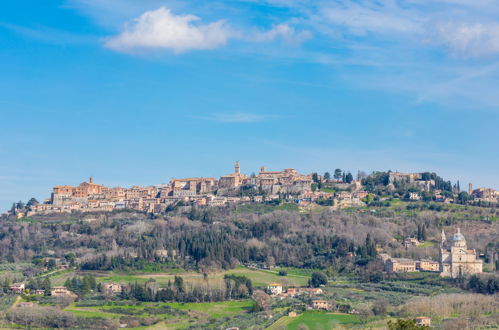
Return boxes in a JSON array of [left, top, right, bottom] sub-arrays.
[[439, 228, 483, 278]]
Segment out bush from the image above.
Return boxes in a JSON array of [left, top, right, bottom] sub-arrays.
[[278, 270, 287, 276]]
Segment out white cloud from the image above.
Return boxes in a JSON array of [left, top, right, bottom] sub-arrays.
[[105, 7, 232, 53], [105, 7, 311, 54], [432, 22, 499, 57]]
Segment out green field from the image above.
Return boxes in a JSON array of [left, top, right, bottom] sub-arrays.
[[225, 267, 309, 287], [44, 269, 75, 285], [418, 240, 437, 248], [64, 300, 252, 329], [268, 311, 361, 330], [166, 300, 253, 318], [89, 266, 309, 288]]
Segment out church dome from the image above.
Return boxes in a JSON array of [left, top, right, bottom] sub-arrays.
[[451, 228, 465, 241], [451, 233, 465, 241]]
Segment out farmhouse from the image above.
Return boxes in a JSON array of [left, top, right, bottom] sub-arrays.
[[102, 283, 122, 294], [312, 300, 329, 310], [404, 237, 420, 248], [299, 288, 323, 295], [415, 316, 431, 327], [51, 286, 73, 297], [267, 283, 283, 295], [9, 283, 25, 294]]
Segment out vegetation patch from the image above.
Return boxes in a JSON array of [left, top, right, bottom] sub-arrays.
[[270, 311, 361, 330]]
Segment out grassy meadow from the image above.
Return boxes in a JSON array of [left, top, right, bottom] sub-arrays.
[[268, 311, 361, 330], [64, 300, 253, 329], [67, 265, 310, 289]]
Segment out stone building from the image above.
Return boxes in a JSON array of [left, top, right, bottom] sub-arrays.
[[219, 161, 247, 189], [439, 228, 483, 278], [9, 283, 25, 294], [51, 286, 73, 297], [385, 258, 417, 273], [312, 300, 329, 310], [388, 172, 421, 184], [52, 178, 103, 205], [169, 177, 217, 196], [472, 187, 499, 203], [404, 237, 420, 248], [102, 283, 122, 295], [415, 316, 431, 327], [256, 167, 312, 194], [417, 259, 440, 272]]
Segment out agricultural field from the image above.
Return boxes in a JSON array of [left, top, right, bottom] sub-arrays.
[[74, 266, 309, 289], [268, 311, 361, 330], [64, 300, 253, 329]]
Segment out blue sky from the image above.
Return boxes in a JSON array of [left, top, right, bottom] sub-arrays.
[[1, 0, 498, 210]]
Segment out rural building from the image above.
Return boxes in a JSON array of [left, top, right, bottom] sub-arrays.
[[418, 259, 440, 272], [312, 300, 329, 310], [9, 283, 25, 294], [386, 258, 417, 273], [51, 286, 73, 297], [299, 288, 323, 295], [404, 237, 420, 248], [415, 316, 431, 327], [267, 283, 283, 295], [102, 283, 122, 294]]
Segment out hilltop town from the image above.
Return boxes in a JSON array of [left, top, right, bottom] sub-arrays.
[[0, 163, 497, 329], [7, 162, 499, 218]]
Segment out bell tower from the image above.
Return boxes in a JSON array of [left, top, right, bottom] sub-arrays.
[[235, 161, 240, 174]]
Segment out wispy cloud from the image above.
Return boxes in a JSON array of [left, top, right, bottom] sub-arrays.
[[0, 22, 97, 45], [320, 1, 423, 36], [193, 112, 277, 123], [431, 21, 499, 58], [248, 24, 312, 45]]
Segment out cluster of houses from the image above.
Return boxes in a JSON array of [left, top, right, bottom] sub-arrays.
[[17, 162, 369, 216], [266, 283, 331, 311], [9, 165, 498, 218], [469, 184, 499, 203], [9, 282, 74, 297], [380, 228, 483, 278], [266, 282, 432, 327], [9, 281, 123, 301], [266, 283, 324, 297]]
